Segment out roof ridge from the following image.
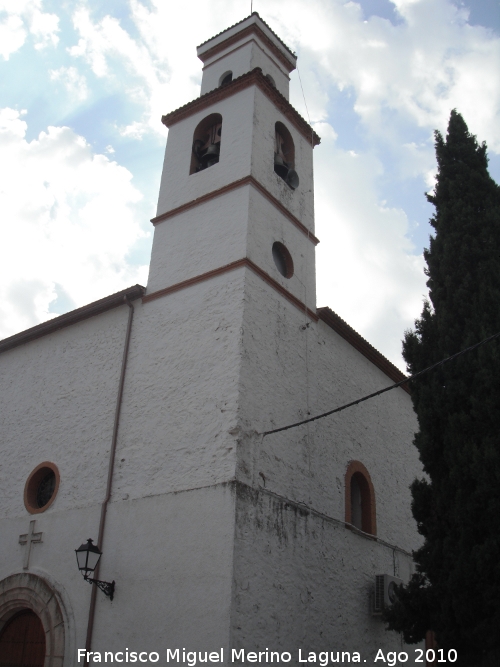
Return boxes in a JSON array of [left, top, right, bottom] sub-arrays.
[[197, 12, 295, 58]]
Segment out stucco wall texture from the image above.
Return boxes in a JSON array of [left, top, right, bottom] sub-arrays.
[[0, 270, 421, 663], [230, 273, 421, 662], [200, 36, 290, 100]]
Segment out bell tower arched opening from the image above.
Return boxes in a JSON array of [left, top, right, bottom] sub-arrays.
[[190, 113, 223, 174], [219, 71, 232, 87], [274, 121, 298, 189]]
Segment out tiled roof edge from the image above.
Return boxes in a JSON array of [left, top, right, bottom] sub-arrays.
[[161, 67, 321, 146], [317, 307, 410, 394], [197, 12, 295, 58], [0, 284, 146, 354]]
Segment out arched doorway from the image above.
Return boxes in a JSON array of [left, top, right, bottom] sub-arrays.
[[0, 573, 66, 667], [0, 609, 45, 667]]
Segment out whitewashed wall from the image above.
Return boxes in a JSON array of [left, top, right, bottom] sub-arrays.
[[198, 14, 293, 99], [0, 274, 246, 663], [147, 187, 250, 294], [0, 306, 131, 659], [0, 307, 129, 520], [155, 91, 254, 218], [250, 88, 315, 231], [0, 245, 422, 665], [155, 86, 314, 226], [230, 269, 422, 661], [200, 37, 290, 99]]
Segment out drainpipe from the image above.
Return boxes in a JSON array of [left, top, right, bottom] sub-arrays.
[[84, 296, 135, 665]]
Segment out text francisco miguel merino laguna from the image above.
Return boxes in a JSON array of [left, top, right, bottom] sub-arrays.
[[78, 648, 371, 664]]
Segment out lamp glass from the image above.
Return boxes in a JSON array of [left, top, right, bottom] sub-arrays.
[[75, 539, 102, 573]]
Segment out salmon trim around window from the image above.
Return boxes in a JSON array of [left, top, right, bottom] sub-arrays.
[[344, 460, 376, 536], [24, 462, 60, 514]]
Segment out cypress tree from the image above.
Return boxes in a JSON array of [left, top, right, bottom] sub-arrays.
[[384, 110, 500, 666]]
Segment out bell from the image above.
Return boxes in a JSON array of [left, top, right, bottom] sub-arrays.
[[192, 139, 204, 155], [274, 153, 289, 179], [286, 169, 299, 190], [200, 143, 220, 168]]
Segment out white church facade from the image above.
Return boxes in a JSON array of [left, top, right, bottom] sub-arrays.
[[0, 14, 423, 667]]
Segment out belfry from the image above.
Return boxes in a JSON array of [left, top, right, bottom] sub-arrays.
[[0, 13, 423, 665]]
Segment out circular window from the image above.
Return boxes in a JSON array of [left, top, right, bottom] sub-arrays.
[[272, 242, 294, 279], [24, 462, 60, 514]]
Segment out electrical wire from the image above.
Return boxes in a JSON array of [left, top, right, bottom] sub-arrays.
[[262, 329, 500, 437], [296, 65, 312, 128]]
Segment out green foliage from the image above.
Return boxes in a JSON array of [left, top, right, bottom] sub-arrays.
[[383, 111, 500, 666]]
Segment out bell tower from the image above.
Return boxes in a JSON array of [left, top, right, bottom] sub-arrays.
[[138, 11, 325, 655], [146, 12, 320, 321]]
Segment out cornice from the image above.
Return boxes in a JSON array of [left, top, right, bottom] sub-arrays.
[[199, 24, 296, 73], [246, 258, 318, 321], [143, 258, 318, 322], [317, 307, 410, 393], [143, 260, 247, 304], [161, 68, 320, 147], [151, 175, 320, 246], [0, 285, 145, 354], [197, 12, 295, 67]]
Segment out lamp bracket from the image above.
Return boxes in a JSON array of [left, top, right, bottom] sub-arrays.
[[83, 573, 115, 600]]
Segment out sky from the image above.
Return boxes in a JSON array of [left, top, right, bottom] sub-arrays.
[[0, 0, 499, 371]]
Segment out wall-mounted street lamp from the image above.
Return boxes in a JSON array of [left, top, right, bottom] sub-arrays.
[[75, 539, 115, 600]]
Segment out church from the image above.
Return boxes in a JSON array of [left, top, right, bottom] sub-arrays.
[[0, 13, 423, 667]]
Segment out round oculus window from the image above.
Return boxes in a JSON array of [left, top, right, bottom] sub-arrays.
[[272, 242, 294, 279], [24, 462, 60, 514]]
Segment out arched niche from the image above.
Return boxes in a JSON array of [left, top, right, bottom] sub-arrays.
[[0, 573, 66, 667], [266, 74, 276, 88], [219, 71, 233, 87], [190, 113, 223, 175], [344, 460, 377, 536], [274, 121, 298, 189]]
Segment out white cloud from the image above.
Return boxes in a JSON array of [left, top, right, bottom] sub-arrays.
[[50, 66, 88, 101], [0, 0, 59, 57], [29, 2, 59, 49], [119, 121, 147, 140], [0, 108, 147, 339], [67, 1, 248, 137], [63, 0, 499, 187], [314, 133, 427, 369], [64, 0, 499, 151], [0, 14, 26, 59], [279, 0, 500, 150], [69, 7, 171, 138], [0, 107, 28, 136]]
